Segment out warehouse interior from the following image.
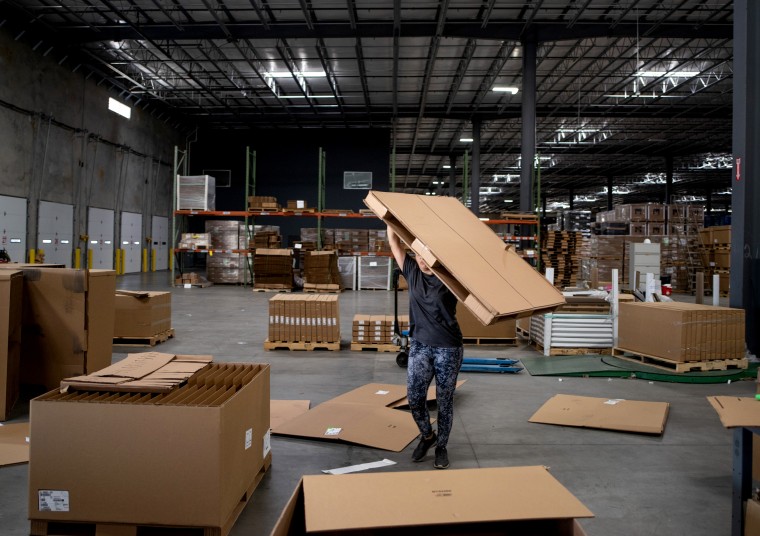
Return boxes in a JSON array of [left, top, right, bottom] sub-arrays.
[[0, 1, 759, 536]]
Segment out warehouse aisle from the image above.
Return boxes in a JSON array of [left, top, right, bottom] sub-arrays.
[[0, 271, 750, 536]]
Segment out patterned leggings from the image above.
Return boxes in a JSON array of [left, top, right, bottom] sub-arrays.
[[406, 338, 464, 448]]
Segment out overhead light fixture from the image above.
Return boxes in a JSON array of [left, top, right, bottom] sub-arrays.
[[492, 86, 519, 95], [460, 137, 473, 143], [503, 199, 513, 203], [108, 97, 131, 119], [279, 94, 336, 99], [266, 71, 326, 78], [635, 70, 700, 78], [442, 165, 451, 169]]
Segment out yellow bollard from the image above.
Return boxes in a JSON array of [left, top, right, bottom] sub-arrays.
[[142, 248, 148, 273], [151, 249, 156, 272], [115, 250, 121, 274], [87, 249, 93, 269], [169, 251, 173, 271], [74, 248, 81, 269], [119, 249, 126, 274], [28, 249, 35, 264]]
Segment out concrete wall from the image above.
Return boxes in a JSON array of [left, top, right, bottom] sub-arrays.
[[0, 27, 181, 264]]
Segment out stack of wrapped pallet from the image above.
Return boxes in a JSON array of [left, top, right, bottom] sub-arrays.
[[206, 220, 247, 284], [265, 294, 340, 350]]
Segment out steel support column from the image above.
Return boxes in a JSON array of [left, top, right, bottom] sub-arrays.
[[471, 119, 481, 216], [520, 38, 536, 213]]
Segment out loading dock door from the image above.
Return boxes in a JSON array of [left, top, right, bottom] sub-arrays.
[[38, 201, 74, 267], [120, 211, 142, 273], [151, 216, 169, 270], [87, 207, 114, 269], [0, 195, 27, 263]]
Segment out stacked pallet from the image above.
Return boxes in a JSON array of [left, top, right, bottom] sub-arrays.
[[303, 250, 342, 291], [350, 314, 409, 351], [248, 195, 280, 211], [251, 225, 281, 249], [253, 249, 293, 290], [540, 231, 585, 288], [529, 295, 613, 356], [334, 229, 369, 254], [265, 294, 340, 350], [206, 220, 247, 284], [698, 225, 731, 295]]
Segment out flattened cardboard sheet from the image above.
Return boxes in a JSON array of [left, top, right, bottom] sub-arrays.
[[707, 396, 760, 428], [365, 191, 565, 324], [60, 352, 212, 393], [529, 394, 669, 435], [301, 466, 593, 532], [0, 422, 30, 466], [271, 400, 311, 429], [272, 402, 419, 452]]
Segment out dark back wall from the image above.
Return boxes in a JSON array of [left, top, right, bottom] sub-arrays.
[[190, 128, 391, 244]]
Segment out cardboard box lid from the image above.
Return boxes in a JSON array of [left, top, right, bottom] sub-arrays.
[[301, 466, 593, 532], [60, 352, 212, 393], [529, 394, 669, 435], [272, 402, 420, 452], [707, 396, 760, 428], [364, 191, 565, 324], [0, 422, 30, 466], [271, 400, 311, 429]]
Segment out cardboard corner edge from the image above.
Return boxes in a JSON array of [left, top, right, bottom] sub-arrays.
[[362, 191, 388, 219], [270, 477, 305, 536]]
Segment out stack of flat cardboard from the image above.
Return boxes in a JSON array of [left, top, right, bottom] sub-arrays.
[[303, 250, 342, 287], [268, 294, 340, 343], [254, 248, 293, 289], [352, 314, 409, 345], [364, 191, 565, 324]]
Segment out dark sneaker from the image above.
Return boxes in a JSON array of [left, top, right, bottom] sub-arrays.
[[434, 447, 449, 469], [412, 432, 437, 462]]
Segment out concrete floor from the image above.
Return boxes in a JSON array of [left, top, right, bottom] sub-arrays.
[[0, 271, 752, 536]]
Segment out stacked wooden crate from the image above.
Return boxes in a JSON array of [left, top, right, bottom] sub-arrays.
[[540, 231, 585, 288]]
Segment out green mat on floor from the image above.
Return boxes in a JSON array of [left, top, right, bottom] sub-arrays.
[[518, 354, 758, 384]]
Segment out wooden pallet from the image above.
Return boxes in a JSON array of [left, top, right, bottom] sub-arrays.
[[350, 343, 400, 353], [113, 328, 175, 347], [264, 339, 341, 351], [516, 327, 530, 339], [303, 288, 342, 294], [30, 454, 271, 536], [175, 280, 213, 288], [462, 336, 517, 346], [530, 341, 612, 356], [612, 347, 748, 373], [252, 287, 292, 293]]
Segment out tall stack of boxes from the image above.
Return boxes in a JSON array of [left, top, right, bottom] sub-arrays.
[[267, 294, 340, 343], [177, 175, 216, 211], [251, 225, 281, 249], [698, 225, 731, 295], [351, 314, 409, 346], [540, 231, 585, 288], [303, 250, 342, 289], [206, 220, 246, 284], [253, 249, 294, 290]]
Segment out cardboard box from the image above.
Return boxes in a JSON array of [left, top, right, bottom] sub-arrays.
[[9, 268, 116, 390], [529, 394, 669, 435], [0, 422, 29, 466], [707, 396, 760, 428], [746, 498, 760, 536], [618, 302, 745, 362], [29, 362, 271, 528], [270, 466, 593, 535], [364, 191, 565, 324], [456, 301, 515, 339], [113, 291, 172, 338], [0, 271, 23, 421]]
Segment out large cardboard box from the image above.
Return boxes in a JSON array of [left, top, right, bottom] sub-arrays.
[[0, 271, 23, 421], [364, 191, 565, 324], [29, 362, 271, 528], [113, 290, 172, 337], [6, 268, 116, 390], [617, 302, 745, 362], [270, 466, 592, 535], [456, 301, 515, 339]]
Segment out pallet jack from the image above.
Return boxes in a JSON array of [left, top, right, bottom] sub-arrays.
[[391, 268, 522, 374]]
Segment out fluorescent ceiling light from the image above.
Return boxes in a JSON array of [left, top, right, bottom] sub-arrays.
[[442, 165, 451, 169], [108, 97, 131, 119], [636, 71, 700, 78], [492, 86, 519, 94], [460, 137, 473, 143], [266, 71, 326, 78], [503, 199, 513, 203], [279, 94, 336, 99]]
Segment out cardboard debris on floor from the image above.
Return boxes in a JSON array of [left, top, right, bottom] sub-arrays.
[[270, 466, 593, 535], [529, 394, 670, 435], [270, 400, 311, 429], [0, 422, 29, 466], [271, 381, 466, 451], [322, 458, 396, 475], [364, 191, 565, 324], [707, 396, 760, 428], [60, 352, 213, 393]]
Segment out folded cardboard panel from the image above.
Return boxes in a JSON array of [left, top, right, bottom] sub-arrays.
[[529, 394, 669, 435], [29, 362, 270, 528], [114, 290, 172, 337], [707, 396, 760, 428], [271, 466, 592, 535], [11, 268, 116, 389], [0, 271, 23, 421], [456, 301, 516, 339], [364, 191, 564, 324], [618, 302, 745, 362]]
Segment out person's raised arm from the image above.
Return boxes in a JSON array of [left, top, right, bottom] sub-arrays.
[[387, 224, 407, 270]]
